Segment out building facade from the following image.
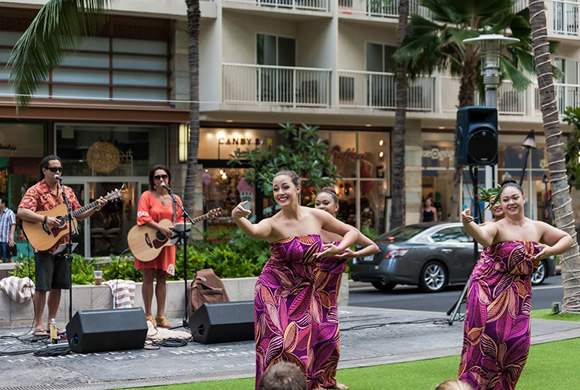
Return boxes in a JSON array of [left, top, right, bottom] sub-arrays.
[[1, 0, 578, 258]]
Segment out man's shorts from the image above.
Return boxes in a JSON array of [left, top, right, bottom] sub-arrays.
[[34, 252, 71, 291]]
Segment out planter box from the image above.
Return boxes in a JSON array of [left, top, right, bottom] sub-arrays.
[[0, 275, 349, 328]]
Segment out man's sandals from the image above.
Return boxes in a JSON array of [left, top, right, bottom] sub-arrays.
[[33, 328, 48, 337]]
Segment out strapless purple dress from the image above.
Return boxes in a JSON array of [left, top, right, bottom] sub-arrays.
[[459, 241, 541, 389]]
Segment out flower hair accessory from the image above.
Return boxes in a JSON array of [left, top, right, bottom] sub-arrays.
[[478, 185, 500, 210]]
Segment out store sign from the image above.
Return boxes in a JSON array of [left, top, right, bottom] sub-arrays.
[[0, 143, 17, 152], [423, 148, 454, 161], [218, 137, 272, 147]]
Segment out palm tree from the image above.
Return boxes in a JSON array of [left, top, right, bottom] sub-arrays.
[[8, 0, 201, 216], [183, 0, 201, 215], [390, 0, 409, 230], [528, 1, 580, 313], [395, 0, 535, 221]]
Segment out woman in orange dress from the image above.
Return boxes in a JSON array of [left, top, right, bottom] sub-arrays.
[[135, 165, 182, 328]]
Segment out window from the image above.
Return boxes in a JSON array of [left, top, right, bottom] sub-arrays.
[[257, 34, 296, 66], [256, 34, 296, 103], [0, 13, 171, 103], [431, 227, 471, 243], [56, 125, 168, 176], [366, 42, 396, 73]]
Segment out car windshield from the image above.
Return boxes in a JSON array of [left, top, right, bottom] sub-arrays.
[[375, 225, 428, 242]]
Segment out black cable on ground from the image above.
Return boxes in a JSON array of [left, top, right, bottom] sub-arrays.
[[154, 338, 189, 348]]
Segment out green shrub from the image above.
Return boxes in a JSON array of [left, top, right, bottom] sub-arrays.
[[11, 255, 35, 280], [11, 253, 96, 285], [102, 254, 143, 282], [171, 228, 270, 280], [70, 253, 96, 285], [11, 228, 271, 285]]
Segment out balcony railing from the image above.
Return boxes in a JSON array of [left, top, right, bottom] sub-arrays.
[[223, 0, 329, 12], [550, 0, 580, 36], [220, 65, 575, 119], [555, 83, 580, 114], [473, 81, 526, 115], [338, 70, 434, 111], [338, 0, 431, 19], [515, 0, 579, 37], [223, 63, 331, 107]]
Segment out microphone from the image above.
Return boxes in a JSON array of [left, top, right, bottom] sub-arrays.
[[160, 183, 172, 193], [54, 174, 63, 182]]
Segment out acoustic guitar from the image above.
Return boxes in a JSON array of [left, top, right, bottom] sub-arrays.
[[127, 208, 222, 262], [22, 187, 124, 251]]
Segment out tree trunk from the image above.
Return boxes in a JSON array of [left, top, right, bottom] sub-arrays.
[[529, 0, 580, 312], [184, 0, 201, 216], [450, 53, 479, 222], [390, 0, 409, 231]]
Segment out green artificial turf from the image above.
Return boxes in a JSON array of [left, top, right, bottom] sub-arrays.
[[531, 309, 580, 321], [123, 310, 580, 390]]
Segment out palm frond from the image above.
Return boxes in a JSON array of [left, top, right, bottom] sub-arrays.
[[500, 56, 532, 91], [8, 0, 111, 107]]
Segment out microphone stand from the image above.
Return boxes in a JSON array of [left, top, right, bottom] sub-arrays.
[[58, 179, 77, 321], [165, 186, 196, 328]]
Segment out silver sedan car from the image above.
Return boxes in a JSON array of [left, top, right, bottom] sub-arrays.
[[351, 222, 555, 293]]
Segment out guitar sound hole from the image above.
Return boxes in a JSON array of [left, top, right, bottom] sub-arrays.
[[155, 232, 167, 242]]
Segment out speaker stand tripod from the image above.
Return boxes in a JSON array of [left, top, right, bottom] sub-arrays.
[[448, 166, 483, 325]]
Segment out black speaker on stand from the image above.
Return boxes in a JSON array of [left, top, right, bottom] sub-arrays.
[[456, 106, 499, 166], [66, 307, 148, 353], [189, 301, 254, 344]]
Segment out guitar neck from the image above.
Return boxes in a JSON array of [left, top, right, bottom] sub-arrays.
[[71, 200, 100, 219], [191, 214, 209, 225]]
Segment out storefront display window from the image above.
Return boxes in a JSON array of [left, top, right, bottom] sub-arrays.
[[199, 128, 390, 234], [202, 167, 251, 238], [55, 125, 167, 177]]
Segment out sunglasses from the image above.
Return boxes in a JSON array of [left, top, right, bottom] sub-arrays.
[[47, 167, 63, 173], [154, 174, 168, 180]]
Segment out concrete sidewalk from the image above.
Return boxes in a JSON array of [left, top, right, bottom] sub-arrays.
[[1, 306, 579, 390]]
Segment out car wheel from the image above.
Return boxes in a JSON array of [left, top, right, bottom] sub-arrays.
[[531, 260, 547, 286], [418, 261, 447, 293], [372, 281, 397, 292]]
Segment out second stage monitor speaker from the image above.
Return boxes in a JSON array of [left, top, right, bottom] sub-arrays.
[[189, 301, 254, 344]]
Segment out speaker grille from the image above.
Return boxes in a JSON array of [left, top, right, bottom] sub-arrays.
[[467, 128, 498, 164]]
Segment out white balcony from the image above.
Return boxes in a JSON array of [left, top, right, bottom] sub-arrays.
[[223, 0, 329, 12], [514, 0, 580, 37], [338, 0, 430, 19], [223, 63, 331, 107], [555, 83, 580, 114], [219, 64, 575, 121], [338, 70, 434, 111], [550, 0, 580, 36]]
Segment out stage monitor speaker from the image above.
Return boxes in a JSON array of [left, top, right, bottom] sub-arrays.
[[66, 307, 148, 353], [189, 301, 254, 344]]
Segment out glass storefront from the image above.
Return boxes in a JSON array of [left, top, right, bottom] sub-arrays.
[[53, 124, 168, 257], [199, 127, 391, 234], [423, 132, 552, 223], [55, 124, 167, 177]]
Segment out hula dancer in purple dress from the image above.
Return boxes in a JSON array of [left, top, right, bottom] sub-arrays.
[[459, 180, 572, 389], [312, 188, 378, 390], [232, 171, 363, 390]]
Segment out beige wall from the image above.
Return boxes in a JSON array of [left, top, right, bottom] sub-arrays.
[[338, 22, 397, 71], [222, 12, 297, 64]]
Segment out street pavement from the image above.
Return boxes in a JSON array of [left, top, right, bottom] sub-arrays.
[[1, 305, 579, 390]]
